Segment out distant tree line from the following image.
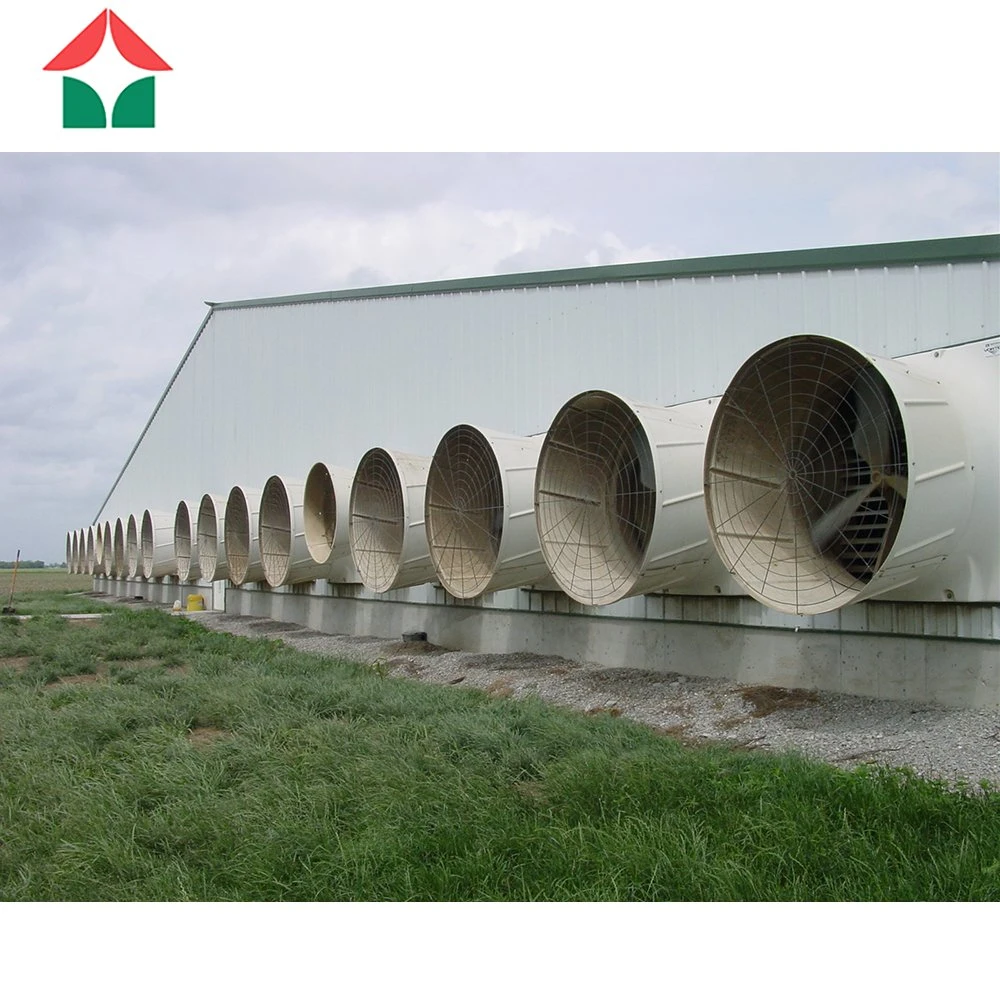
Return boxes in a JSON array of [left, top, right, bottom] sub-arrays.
[[0, 560, 50, 569]]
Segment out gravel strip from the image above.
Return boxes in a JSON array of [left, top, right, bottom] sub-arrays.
[[173, 609, 1000, 791]]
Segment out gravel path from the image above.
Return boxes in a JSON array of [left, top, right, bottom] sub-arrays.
[[179, 609, 1000, 791]]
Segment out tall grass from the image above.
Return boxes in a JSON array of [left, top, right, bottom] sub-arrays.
[[1, 596, 999, 901]]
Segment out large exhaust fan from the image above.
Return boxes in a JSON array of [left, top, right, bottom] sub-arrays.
[[94, 523, 105, 576], [173, 500, 200, 582], [259, 476, 323, 587], [704, 334, 974, 615], [141, 509, 176, 580], [224, 487, 265, 586], [303, 462, 356, 582], [349, 449, 435, 592], [112, 518, 126, 578], [534, 390, 733, 605], [197, 493, 228, 581], [126, 514, 140, 577], [425, 425, 553, 598], [101, 520, 113, 576]]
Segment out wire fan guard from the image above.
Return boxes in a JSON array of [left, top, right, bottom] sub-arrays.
[[126, 514, 140, 577], [173, 501, 198, 581], [224, 487, 264, 586], [350, 449, 434, 592], [197, 494, 227, 582], [705, 334, 972, 614]]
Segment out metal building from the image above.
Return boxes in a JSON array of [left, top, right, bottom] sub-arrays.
[[92, 234, 1000, 707]]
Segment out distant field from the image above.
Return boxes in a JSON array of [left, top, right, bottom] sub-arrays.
[[0, 568, 93, 594], [1, 569, 104, 614]]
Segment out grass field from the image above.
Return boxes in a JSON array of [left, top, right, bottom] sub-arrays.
[[2, 582, 1000, 901], [0, 568, 106, 615]]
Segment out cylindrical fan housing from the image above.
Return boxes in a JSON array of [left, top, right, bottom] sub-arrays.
[[85, 526, 95, 575], [534, 391, 732, 605], [141, 509, 176, 579], [112, 518, 126, 578], [350, 449, 436, 592], [426, 425, 554, 598], [173, 500, 201, 582], [101, 521, 113, 576], [71, 530, 81, 575], [303, 462, 356, 582], [224, 487, 265, 585], [94, 522, 104, 576], [259, 476, 323, 587], [197, 493, 228, 582], [126, 514, 140, 578], [704, 333, 974, 615]]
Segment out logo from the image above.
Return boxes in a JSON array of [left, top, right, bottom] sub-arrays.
[[43, 9, 171, 128]]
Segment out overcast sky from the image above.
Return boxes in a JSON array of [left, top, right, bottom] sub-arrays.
[[1, 152, 998, 563]]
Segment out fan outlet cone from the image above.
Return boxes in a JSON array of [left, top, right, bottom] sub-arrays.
[[303, 462, 356, 583], [112, 518, 127, 579], [173, 500, 201, 582], [196, 494, 229, 582], [350, 449, 436, 592], [224, 487, 264, 586], [259, 476, 324, 587], [101, 521, 114, 576], [141, 510, 176, 580], [426, 425, 554, 599], [535, 391, 732, 605], [704, 334, 974, 615], [126, 514, 140, 578], [94, 523, 104, 575]]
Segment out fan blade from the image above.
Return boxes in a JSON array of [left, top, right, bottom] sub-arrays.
[[881, 473, 908, 499], [852, 370, 893, 470], [810, 482, 877, 551]]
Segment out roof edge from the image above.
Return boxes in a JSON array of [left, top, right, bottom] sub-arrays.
[[209, 234, 1000, 312]]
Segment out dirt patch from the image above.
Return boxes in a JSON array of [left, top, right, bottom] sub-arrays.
[[248, 621, 307, 634], [66, 618, 102, 627], [187, 726, 230, 747], [50, 673, 102, 685], [0, 656, 32, 672], [464, 652, 571, 672], [740, 685, 820, 718], [486, 680, 515, 698], [103, 658, 163, 671]]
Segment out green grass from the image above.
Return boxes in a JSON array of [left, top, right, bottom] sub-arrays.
[[2, 589, 1000, 901]]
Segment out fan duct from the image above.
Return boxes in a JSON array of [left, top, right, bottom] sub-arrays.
[[426, 425, 553, 599], [112, 518, 126, 578], [705, 334, 974, 615], [224, 487, 265, 586], [197, 494, 228, 582], [350, 449, 435, 592], [535, 390, 732, 605], [126, 514, 140, 578], [94, 523, 105, 576], [140, 509, 176, 580], [173, 500, 200, 582], [303, 462, 356, 582], [101, 521, 113, 576], [259, 476, 323, 587]]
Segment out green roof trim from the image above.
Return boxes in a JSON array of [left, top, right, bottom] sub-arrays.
[[209, 234, 1000, 312]]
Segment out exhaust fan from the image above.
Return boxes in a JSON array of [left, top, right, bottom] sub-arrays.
[[112, 518, 126, 579], [349, 448, 436, 592], [126, 514, 140, 578], [534, 390, 733, 605], [141, 509, 176, 580], [224, 487, 265, 585], [704, 334, 974, 615], [259, 475, 324, 587], [196, 493, 229, 582], [173, 500, 200, 582], [303, 462, 356, 583], [425, 425, 554, 598]]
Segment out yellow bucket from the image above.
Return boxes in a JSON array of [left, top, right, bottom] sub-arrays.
[[186, 594, 206, 612]]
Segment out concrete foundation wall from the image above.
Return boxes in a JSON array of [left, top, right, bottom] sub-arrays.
[[97, 577, 1000, 710]]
